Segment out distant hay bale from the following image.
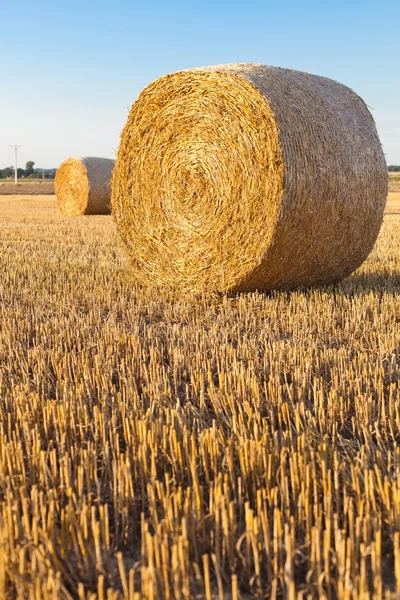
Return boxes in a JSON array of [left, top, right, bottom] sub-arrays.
[[112, 64, 388, 293], [55, 157, 114, 216]]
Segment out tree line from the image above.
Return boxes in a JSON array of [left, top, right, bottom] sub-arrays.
[[388, 165, 400, 172], [0, 161, 56, 179]]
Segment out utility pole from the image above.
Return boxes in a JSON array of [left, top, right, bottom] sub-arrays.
[[9, 145, 22, 184]]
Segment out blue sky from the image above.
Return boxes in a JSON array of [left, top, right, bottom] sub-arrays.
[[1, 0, 399, 168]]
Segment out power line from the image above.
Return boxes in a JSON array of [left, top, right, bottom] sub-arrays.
[[9, 145, 22, 185]]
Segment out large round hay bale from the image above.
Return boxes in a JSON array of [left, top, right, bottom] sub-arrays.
[[55, 157, 114, 216], [112, 64, 388, 293]]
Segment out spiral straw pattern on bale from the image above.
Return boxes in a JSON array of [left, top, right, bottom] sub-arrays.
[[112, 64, 388, 293], [55, 157, 115, 216]]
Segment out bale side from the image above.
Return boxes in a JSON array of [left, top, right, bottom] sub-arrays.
[[55, 157, 114, 216], [81, 157, 115, 215], [112, 64, 388, 293]]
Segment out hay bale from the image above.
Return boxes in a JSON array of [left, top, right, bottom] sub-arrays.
[[55, 157, 114, 216], [112, 64, 388, 293]]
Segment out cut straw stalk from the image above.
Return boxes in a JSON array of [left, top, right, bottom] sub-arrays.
[[55, 157, 114, 216], [112, 64, 388, 293]]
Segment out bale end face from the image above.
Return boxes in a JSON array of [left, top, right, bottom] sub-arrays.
[[55, 158, 90, 216]]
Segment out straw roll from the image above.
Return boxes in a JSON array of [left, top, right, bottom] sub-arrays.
[[55, 157, 114, 216], [112, 64, 387, 293]]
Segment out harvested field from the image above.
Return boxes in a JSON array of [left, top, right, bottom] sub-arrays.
[[389, 173, 400, 193], [387, 192, 400, 212], [0, 192, 399, 598], [0, 180, 55, 195]]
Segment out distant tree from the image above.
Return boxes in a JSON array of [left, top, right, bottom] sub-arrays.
[[0, 167, 14, 178], [388, 165, 400, 172], [25, 160, 35, 175]]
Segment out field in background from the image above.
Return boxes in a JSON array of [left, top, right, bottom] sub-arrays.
[[387, 191, 400, 212], [389, 172, 400, 193], [0, 193, 399, 598], [0, 180, 55, 195]]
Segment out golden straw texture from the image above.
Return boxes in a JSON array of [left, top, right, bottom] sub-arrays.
[[55, 157, 114, 216], [112, 64, 388, 293]]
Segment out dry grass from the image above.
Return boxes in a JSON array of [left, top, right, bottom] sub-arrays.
[[0, 181, 55, 196], [389, 174, 400, 193], [386, 192, 400, 211], [0, 192, 399, 598], [112, 64, 387, 294]]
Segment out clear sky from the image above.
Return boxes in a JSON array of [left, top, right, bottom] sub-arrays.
[[1, 0, 399, 169]]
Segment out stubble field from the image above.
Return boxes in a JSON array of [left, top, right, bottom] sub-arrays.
[[389, 173, 400, 194], [0, 190, 399, 599], [0, 180, 55, 195]]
